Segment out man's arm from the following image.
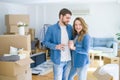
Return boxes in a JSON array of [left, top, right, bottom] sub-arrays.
[[43, 27, 56, 50], [43, 27, 65, 50]]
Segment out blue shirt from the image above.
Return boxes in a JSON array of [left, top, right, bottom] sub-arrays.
[[43, 22, 73, 64], [72, 34, 90, 67]]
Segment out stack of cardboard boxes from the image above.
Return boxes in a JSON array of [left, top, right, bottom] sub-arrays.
[[28, 28, 35, 41], [5, 14, 39, 54], [28, 28, 39, 53], [5, 14, 36, 41], [0, 35, 33, 80], [5, 14, 30, 34]]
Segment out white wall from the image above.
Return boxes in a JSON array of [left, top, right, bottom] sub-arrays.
[[27, 5, 45, 39], [0, 3, 8, 35], [40, 4, 90, 24], [37, 3, 120, 38], [88, 3, 120, 37], [0, 2, 120, 39]]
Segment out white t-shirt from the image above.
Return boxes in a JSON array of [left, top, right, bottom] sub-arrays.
[[60, 26, 71, 62]]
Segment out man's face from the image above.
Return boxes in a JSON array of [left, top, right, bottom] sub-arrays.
[[60, 14, 71, 26]]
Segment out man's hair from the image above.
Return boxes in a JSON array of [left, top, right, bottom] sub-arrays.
[[59, 8, 72, 18]]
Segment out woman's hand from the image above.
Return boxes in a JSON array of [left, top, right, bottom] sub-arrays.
[[68, 40, 76, 50]]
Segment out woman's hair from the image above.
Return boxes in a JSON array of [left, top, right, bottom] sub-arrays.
[[73, 17, 88, 41]]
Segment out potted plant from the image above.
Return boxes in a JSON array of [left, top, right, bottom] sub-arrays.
[[116, 33, 120, 41], [17, 21, 28, 35]]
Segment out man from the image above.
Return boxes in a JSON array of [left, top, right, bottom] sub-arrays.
[[43, 8, 73, 80]]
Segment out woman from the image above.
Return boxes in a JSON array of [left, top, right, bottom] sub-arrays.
[[68, 17, 90, 80]]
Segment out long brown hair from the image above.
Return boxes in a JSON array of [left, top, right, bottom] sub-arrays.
[[73, 17, 88, 41]]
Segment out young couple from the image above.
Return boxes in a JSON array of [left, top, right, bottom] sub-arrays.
[[43, 8, 90, 80]]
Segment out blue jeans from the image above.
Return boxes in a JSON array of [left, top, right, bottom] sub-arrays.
[[68, 65, 89, 80], [53, 61, 71, 80]]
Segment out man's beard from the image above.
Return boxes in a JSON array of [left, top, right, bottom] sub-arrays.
[[61, 18, 68, 26], [62, 21, 67, 26]]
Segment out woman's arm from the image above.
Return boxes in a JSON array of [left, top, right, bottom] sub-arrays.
[[74, 34, 90, 54]]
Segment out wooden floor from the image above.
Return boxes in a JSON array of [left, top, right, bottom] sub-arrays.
[[32, 60, 101, 80]]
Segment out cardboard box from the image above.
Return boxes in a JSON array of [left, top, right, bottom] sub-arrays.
[[6, 25, 29, 34], [0, 58, 33, 76], [104, 57, 119, 64], [0, 34, 33, 78], [5, 14, 29, 25], [29, 28, 35, 41], [117, 50, 120, 57], [4, 32, 17, 35], [6, 25, 18, 33], [93, 67, 113, 80], [0, 69, 32, 80], [0, 35, 31, 54]]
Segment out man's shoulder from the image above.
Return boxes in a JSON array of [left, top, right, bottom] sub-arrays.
[[47, 24, 55, 30], [49, 23, 58, 28], [67, 24, 72, 28], [48, 23, 72, 29], [67, 24, 72, 27], [47, 23, 58, 32], [66, 24, 72, 30]]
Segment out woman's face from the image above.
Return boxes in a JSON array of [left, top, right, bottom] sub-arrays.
[[74, 20, 82, 33]]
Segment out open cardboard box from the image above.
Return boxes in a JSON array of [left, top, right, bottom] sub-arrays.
[[0, 35, 31, 55], [0, 35, 33, 78], [93, 67, 113, 80], [0, 68, 32, 80], [0, 58, 33, 76]]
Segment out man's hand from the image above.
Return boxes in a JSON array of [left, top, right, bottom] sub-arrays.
[[55, 44, 65, 50]]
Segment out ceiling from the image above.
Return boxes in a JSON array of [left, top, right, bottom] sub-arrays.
[[0, 0, 119, 4]]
